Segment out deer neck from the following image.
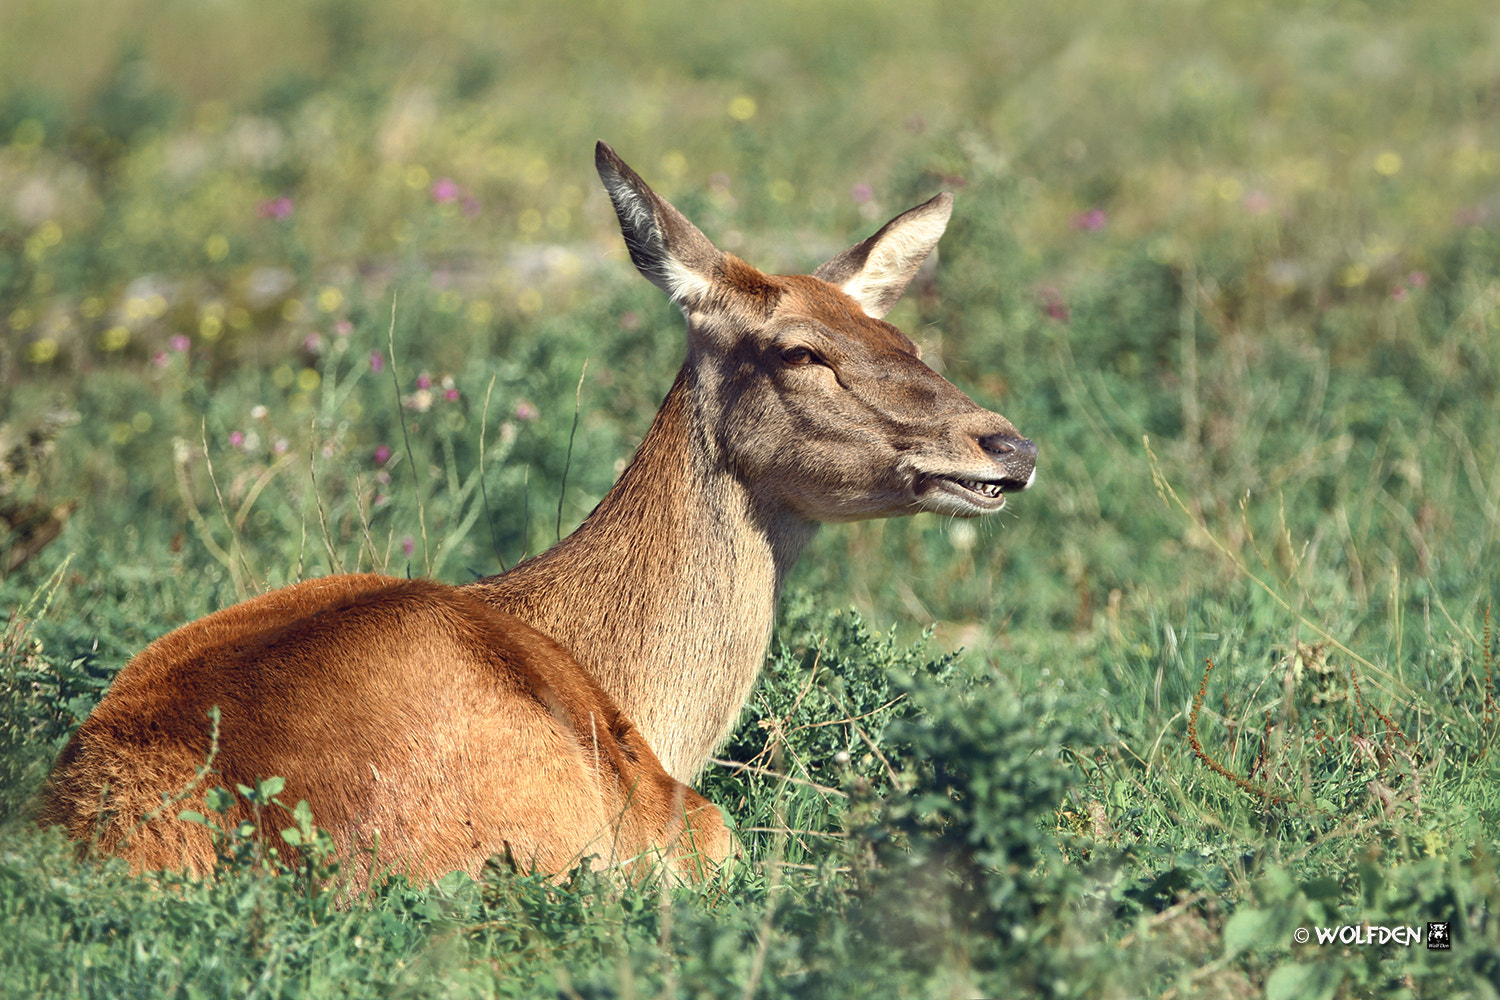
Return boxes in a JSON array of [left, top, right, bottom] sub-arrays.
[[468, 369, 815, 782]]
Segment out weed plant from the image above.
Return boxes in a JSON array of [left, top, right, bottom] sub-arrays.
[[3, 0, 1500, 996]]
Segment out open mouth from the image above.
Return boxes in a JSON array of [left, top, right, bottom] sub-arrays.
[[915, 461, 1037, 514], [951, 477, 1006, 499], [920, 474, 1012, 512]]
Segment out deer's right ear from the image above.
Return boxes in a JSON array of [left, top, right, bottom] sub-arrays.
[[596, 141, 722, 309]]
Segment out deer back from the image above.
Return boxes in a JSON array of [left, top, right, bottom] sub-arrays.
[[38, 573, 728, 885]]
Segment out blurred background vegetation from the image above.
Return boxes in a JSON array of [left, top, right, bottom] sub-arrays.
[[2, 1, 1499, 996]]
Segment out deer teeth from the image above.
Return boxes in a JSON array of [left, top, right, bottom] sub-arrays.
[[956, 478, 1003, 498]]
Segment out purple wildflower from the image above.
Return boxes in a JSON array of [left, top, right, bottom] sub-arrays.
[[257, 196, 294, 220], [1039, 287, 1070, 323], [1070, 208, 1107, 232]]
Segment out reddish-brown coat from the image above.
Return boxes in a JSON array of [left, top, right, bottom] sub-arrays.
[[38, 574, 726, 884]]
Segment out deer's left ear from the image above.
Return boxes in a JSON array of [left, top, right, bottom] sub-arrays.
[[812, 193, 952, 319], [596, 141, 724, 310]]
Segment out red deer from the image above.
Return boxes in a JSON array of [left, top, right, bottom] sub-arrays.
[[37, 142, 1036, 888]]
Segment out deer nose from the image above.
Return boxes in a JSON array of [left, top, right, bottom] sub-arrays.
[[979, 432, 1037, 491]]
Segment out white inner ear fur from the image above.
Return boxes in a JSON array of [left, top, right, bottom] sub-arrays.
[[838, 208, 950, 318], [664, 257, 714, 307], [600, 177, 655, 244]]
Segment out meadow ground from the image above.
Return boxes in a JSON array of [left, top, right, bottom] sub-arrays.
[[2, 1, 1499, 996]]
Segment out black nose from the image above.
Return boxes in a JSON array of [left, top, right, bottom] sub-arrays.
[[979, 433, 1037, 491]]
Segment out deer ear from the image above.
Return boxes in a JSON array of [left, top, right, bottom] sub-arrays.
[[812, 193, 952, 319], [596, 141, 723, 309]]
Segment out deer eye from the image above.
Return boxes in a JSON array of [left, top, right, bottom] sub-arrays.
[[779, 346, 819, 367]]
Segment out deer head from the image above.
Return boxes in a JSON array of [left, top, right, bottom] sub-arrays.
[[594, 141, 1035, 526]]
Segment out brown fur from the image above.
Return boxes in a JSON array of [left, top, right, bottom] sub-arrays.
[[37, 143, 1034, 886], [38, 574, 725, 884]]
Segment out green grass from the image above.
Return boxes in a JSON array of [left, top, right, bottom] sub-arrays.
[[3, 0, 1500, 996]]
